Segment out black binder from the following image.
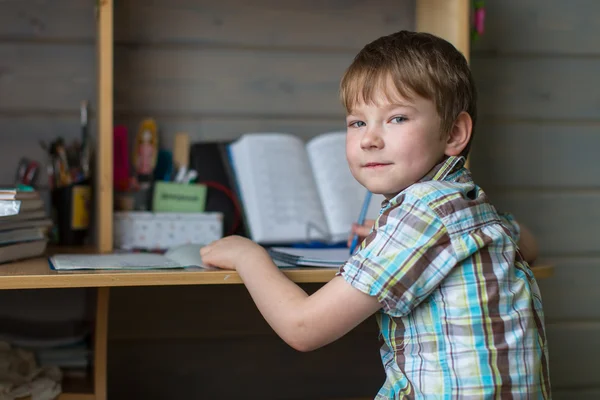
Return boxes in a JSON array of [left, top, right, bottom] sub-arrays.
[[188, 142, 247, 237]]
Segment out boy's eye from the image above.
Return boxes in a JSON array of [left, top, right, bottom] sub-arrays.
[[390, 116, 407, 124], [349, 121, 366, 128]]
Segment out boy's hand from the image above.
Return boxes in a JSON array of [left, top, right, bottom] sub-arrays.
[[347, 219, 375, 247], [200, 235, 270, 270]]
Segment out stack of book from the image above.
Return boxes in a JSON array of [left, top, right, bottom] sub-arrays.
[[0, 188, 52, 263]]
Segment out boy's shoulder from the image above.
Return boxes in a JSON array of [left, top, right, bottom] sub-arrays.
[[400, 171, 501, 233], [404, 175, 475, 209]]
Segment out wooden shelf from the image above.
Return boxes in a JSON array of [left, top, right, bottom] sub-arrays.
[[58, 395, 95, 400], [18, 375, 95, 400], [0, 256, 554, 290], [58, 375, 95, 400]]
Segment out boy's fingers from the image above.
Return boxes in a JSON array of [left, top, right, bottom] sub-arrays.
[[352, 225, 372, 237], [363, 219, 375, 228]]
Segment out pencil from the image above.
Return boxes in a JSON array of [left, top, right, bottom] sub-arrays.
[[349, 190, 372, 255]]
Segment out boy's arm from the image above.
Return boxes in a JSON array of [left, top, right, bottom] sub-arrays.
[[498, 212, 539, 264], [516, 222, 539, 264], [201, 236, 381, 352]]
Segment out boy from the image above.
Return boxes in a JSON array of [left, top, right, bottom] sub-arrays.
[[201, 30, 550, 398]]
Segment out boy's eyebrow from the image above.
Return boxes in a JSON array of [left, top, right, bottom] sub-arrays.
[[346, 101, 417, 116], [385, 102, 416, 110]]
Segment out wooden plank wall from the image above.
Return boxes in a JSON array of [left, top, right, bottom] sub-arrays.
[[0, 0, 97, 186], [1, 0, 414, 399], [112, 0, 413, 144], [469, 1, 600, 398]]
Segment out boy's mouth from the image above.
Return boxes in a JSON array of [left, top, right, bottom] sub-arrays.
[[363, 162, 392, 169]]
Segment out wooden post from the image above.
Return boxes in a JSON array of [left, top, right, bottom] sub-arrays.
[[416, 0, 471, 168], [416, 0, 470, 61], [93, 287, 110, 400], [96, 0, 114, 253]]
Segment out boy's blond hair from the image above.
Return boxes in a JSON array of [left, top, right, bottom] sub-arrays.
[[340, 30, 477, 156]]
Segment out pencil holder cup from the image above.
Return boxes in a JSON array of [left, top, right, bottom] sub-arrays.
[[114, 186, 152, 211], [51, 181, 91, 246]]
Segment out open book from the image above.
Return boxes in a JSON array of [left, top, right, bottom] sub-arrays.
[[228, 132, 384, 244]]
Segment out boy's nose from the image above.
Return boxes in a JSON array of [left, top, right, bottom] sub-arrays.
[[360, 128, 384, 149]]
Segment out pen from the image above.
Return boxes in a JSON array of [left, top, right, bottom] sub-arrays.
[[80, 101, 90, 178], [174, 166, 187, 183], [349, 190, 372, 255]]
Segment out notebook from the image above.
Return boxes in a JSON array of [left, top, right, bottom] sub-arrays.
[[49, 244, 210, 271], [228, 132, 384, 244], [268, 247, 350, 268]]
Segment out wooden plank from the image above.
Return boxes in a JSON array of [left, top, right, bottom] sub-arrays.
[[487, 191, 600, 255], [546, 322, 600, 389], [114, 51, 600, 120], [0, 257, 338, 289], [471, 56, 600, 120], [93, 288, 109, 400], [0, 114, 343, 186], [0, 0, 95, 40], [470, 123, 600, 188], [107, 334, 383, 399], [0, 288, 86, 321], [59, 375, 95, 400], [114, 47, 352, 116], [0, 114, 342, 186], [0, 43, 96, 112], [108, 285, 378, 340], [114, 0, 414, 49], [537, 258, 600, 321], [472, 0, 600, 55], [96, 0, 113, 254], [0, 256, 553, 290], [0, 117, 88, 185], [58, 395, 95, 400], [115, 116, 345, 146], [553, 389, 600, 400], [416, 0, 469, 60]]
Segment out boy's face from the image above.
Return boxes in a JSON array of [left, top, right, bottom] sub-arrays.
[[345, 90, 448, 199]]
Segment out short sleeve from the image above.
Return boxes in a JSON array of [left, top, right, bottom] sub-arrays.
[[338, 195, 458, 317], [498, 212, 521, 242]]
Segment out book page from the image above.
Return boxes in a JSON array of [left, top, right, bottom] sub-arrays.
[[306, 132, 385, 242], [229, 133, 329, 244]]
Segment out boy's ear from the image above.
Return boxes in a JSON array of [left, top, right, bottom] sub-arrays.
[[444, 111, 472, 156]]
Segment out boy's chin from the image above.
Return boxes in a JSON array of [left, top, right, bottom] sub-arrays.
[[365, 183, 405, 197]]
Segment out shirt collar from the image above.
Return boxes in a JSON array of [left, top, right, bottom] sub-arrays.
[[382, 156, 466, 209], [417, 155, 466, 183]]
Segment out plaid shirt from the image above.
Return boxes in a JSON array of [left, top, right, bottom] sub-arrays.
[[339, 156, 550, 399]]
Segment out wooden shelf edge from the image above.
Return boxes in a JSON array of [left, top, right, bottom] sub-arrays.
[[0, 258, 554, 290], [530, 264, 554, 280], [57, 393, 96, 400]]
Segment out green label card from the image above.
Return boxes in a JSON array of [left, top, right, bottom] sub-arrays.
[[152, 182, 207, 213]]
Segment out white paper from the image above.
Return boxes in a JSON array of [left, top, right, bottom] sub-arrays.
[[230, 133, 329, 243]]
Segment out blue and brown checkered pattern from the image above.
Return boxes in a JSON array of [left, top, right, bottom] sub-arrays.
[[339, 156, 550, 399]]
